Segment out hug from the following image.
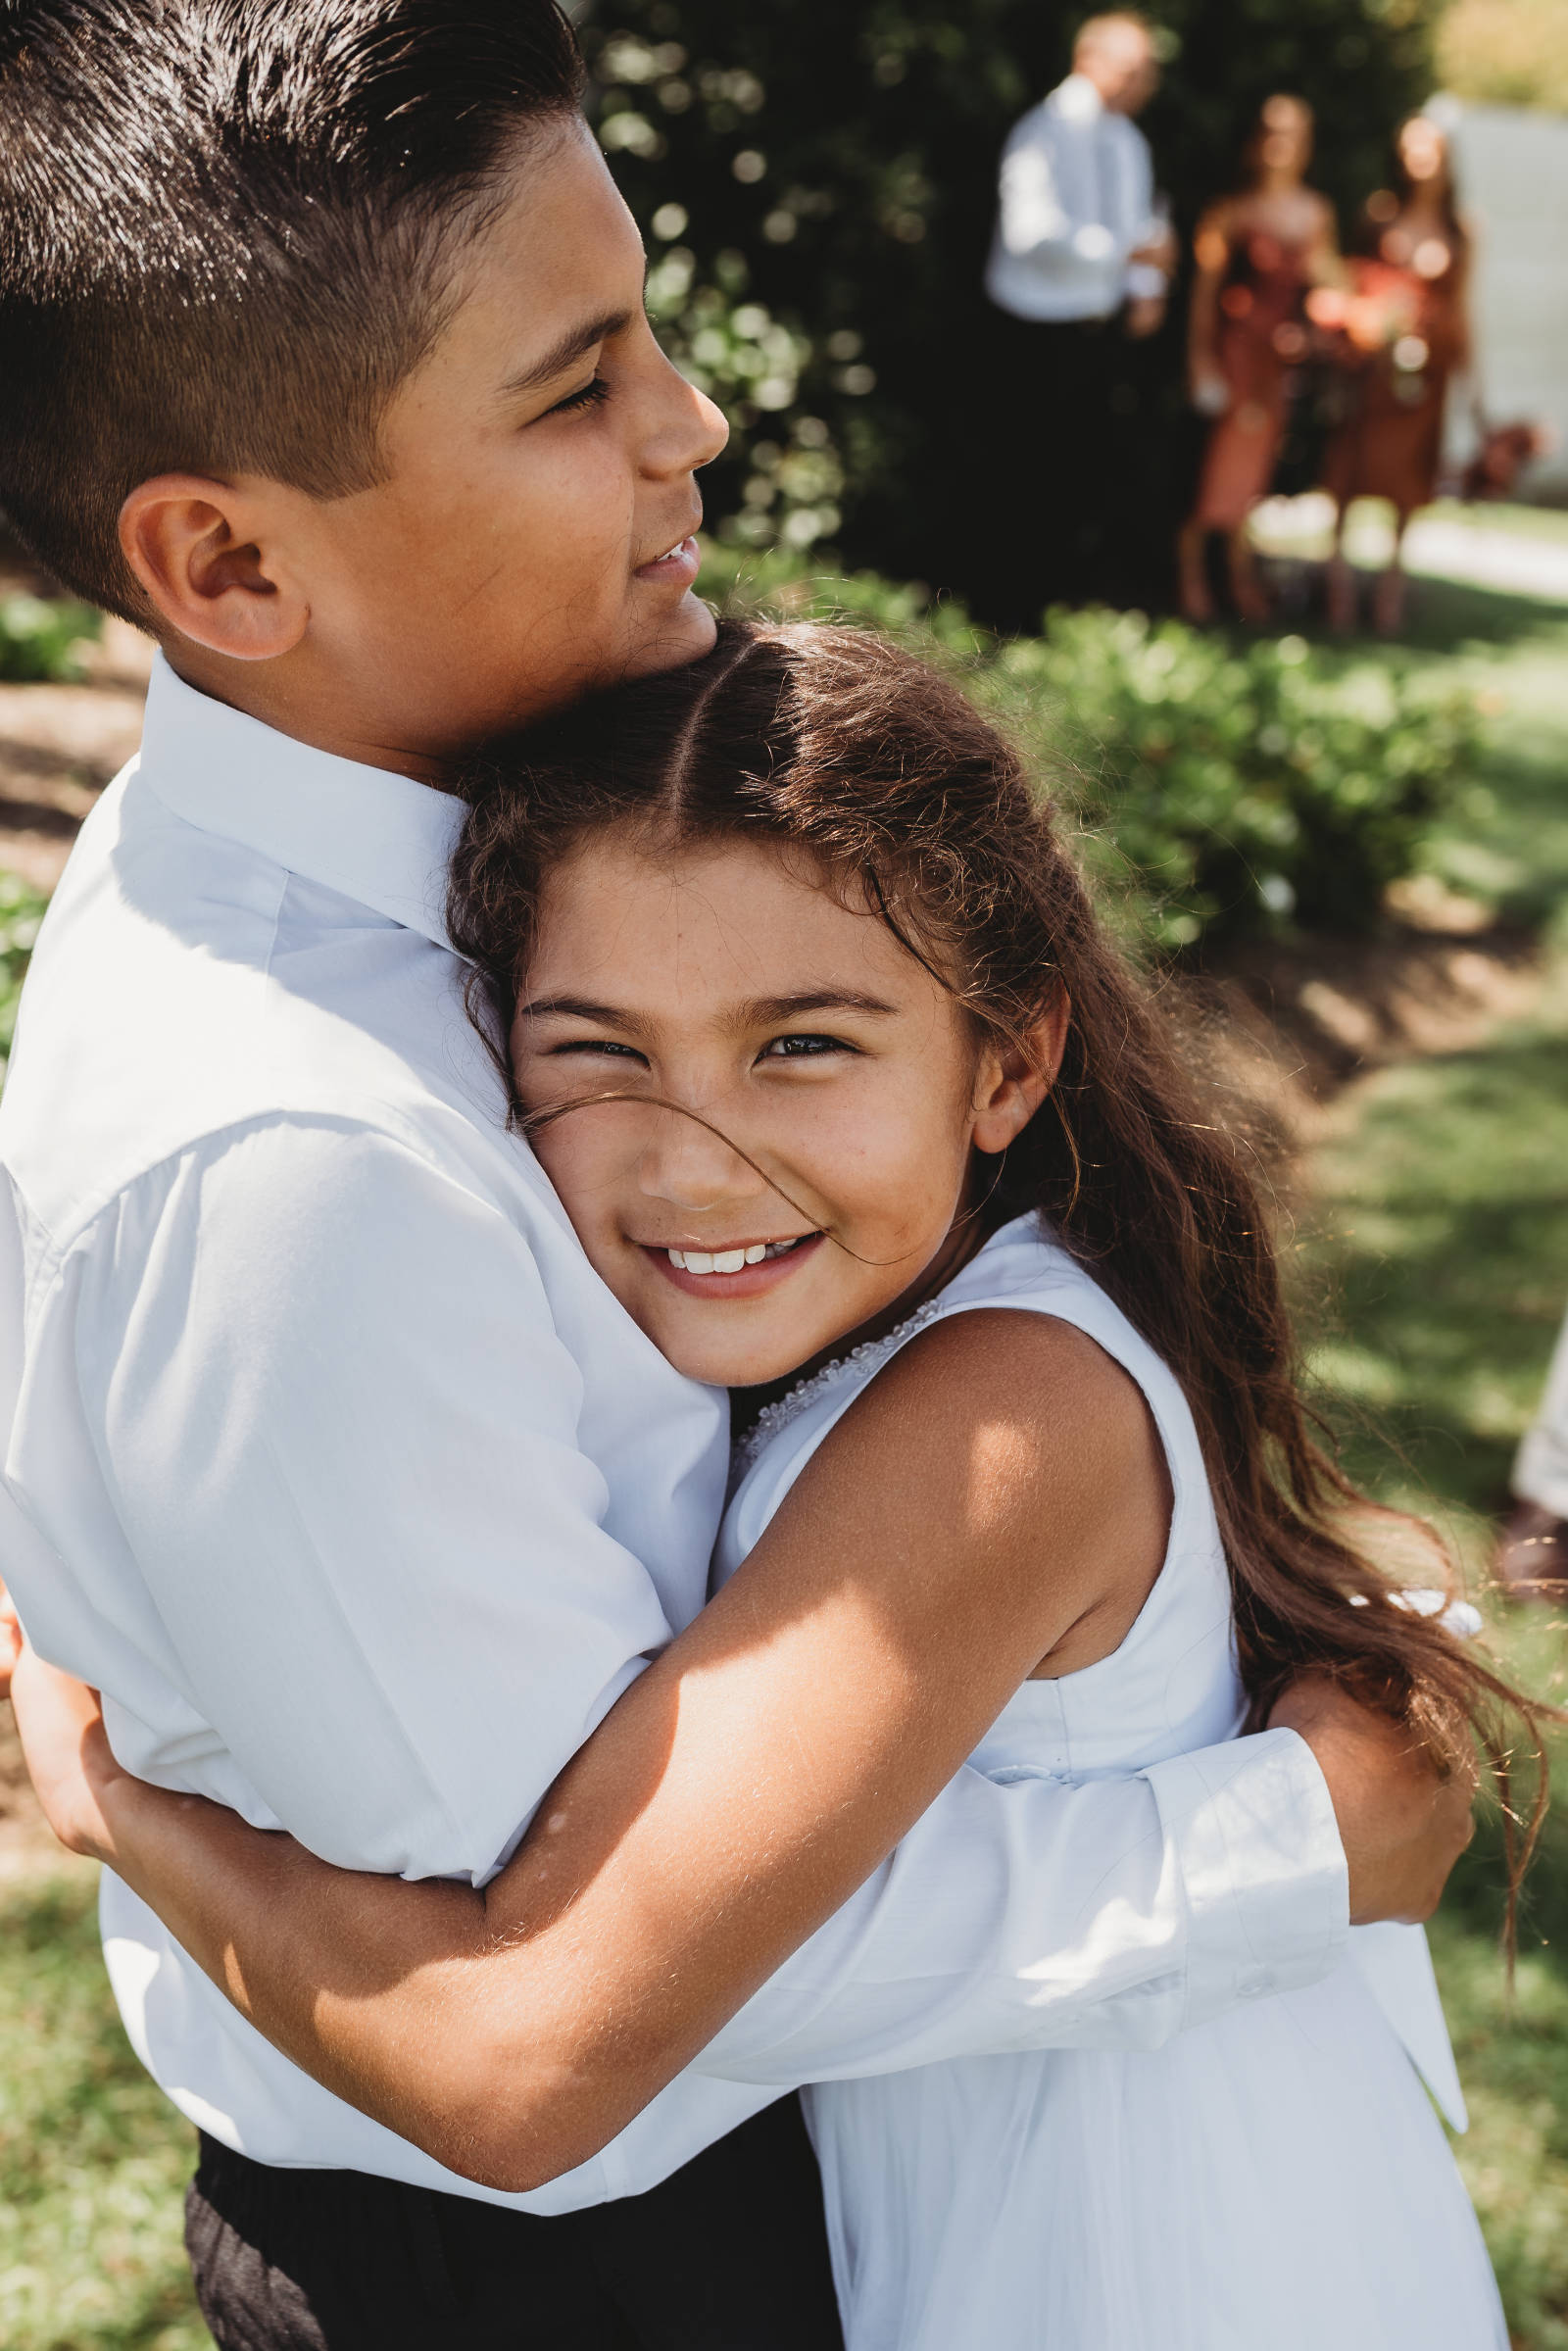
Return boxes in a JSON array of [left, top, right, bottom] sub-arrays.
[[0, 3, 1540, 2346]]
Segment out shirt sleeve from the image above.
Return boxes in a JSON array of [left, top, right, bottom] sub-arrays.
[[698, 1728, 1348, 2078], [997, 120, 1076, 260], [71, 1117, 674, 1881]]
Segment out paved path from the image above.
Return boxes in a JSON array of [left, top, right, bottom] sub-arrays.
[[1401, 514, 1568, 604]]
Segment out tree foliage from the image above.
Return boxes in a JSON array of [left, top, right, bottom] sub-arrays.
[[576, 0, 1438, 615]]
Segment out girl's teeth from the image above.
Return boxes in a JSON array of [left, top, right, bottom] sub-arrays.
[[664, 1238, 808, 1275]]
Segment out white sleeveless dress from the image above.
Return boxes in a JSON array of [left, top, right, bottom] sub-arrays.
[[715, 1214, 1506, 2351]]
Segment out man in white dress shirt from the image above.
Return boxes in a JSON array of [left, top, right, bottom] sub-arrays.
[[985, 13, 1177, 615], [0, 3, 1473, 2344]]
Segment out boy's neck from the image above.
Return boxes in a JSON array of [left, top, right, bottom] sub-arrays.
[[162, 640, 462, 792]]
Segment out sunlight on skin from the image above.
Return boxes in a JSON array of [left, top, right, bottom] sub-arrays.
[[511, 829, 1063, 1391]]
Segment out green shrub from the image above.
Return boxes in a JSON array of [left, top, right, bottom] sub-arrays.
[[0, 871, 47, 1085], [713, 552, 1471, 953], [995, 610, 1474, 950], [0, 593, 101, 683]]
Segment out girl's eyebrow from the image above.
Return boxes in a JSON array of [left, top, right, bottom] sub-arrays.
[[520, 994, 647, 1030], [518, 989, 900, 1031], [738, 991, 900, 1025]]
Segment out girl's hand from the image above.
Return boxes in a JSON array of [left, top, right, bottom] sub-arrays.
[[8, 1639, 121, 1866]]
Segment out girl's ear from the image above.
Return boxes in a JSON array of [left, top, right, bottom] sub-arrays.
[[971, 994, 1071, 1156]]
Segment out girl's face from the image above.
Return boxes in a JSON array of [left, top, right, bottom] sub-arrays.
[[511, 829, 1057, 1388], [1397, 117, 1447, 189]]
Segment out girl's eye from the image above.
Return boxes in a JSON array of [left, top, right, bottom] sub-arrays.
[[549, 1037, 647, 1064], [548, 374, 611, 416], [758, 1034, 851, 1062]]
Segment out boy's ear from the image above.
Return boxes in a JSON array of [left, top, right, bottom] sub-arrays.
[[971, 993, 1072, 1156], [119, 473, 310, 661]]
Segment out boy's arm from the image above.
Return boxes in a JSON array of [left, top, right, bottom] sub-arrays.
[[15, 1313, 1470, 2193], [38, 1117, 691, 1881]]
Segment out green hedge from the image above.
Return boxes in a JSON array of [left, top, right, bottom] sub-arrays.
[[994, 610, 1471, 949], [0, 871, 46, 1084], [0, 593, 100, 683], [710, 550, 1472, 953]]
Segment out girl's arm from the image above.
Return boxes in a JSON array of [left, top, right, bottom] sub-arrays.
[[1307, 191, 1346, 289], [1187, 204, 1231, 407], [13, 1311, 1471, 2193]]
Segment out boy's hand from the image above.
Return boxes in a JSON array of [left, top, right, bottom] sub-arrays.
[[0, 1578, 20, 1698], [8, 1640, 120, 1867], [1270, 1674, 1476, 1925]]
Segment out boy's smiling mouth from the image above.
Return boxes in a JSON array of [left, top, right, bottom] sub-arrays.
[[642, 1231, 825, 1298], [634, 526, 703, 586]]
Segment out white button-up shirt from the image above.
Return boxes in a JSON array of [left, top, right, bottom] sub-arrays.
[[986, 73, 1166, 322], [0, 658, 1348, 2213]]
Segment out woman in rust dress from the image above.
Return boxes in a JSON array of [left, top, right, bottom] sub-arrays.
[[1320, 114, 1473, 635], [1177, 95, 1341, 624]]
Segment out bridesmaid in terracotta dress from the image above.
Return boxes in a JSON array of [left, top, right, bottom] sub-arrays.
[[1319, 115, 1473, 636], [1177, 95, 1341, 624]]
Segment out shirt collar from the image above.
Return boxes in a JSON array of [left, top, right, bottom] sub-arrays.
[[135, 653, 467, 953]]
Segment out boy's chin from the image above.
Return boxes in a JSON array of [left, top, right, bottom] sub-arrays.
[[622, 590, 718, 679]]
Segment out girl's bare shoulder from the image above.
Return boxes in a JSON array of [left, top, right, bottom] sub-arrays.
[[806, 1306, 1169, 1620]]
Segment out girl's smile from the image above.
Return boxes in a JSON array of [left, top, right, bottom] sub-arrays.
[[510, 829, 1054, 1390]]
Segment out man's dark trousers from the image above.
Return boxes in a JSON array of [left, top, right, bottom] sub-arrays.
[[186, 2094, 845, 2349]]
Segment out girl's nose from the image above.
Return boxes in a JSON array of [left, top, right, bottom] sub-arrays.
[[637, 1102, 766, 1213]]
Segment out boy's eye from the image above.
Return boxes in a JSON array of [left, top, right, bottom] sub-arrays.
[[547, 374, 611, 416], [758, 1033, 852, 1063]]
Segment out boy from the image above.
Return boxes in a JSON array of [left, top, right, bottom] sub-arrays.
[[0, 5, 1470, 2344]]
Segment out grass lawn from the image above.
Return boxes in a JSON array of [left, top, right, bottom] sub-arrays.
[[0, 1873, 207, 2350], [1296, 572, 1568, 2350], [0, 563, 1565, 2346]]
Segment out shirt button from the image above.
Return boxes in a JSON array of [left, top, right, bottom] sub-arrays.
[[1239, 1974, 1270, 1998]]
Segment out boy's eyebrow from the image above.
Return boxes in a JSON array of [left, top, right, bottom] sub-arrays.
[[500, 309, 634, 399]]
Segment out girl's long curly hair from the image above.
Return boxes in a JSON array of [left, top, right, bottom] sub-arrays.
[[450, 617, 1551, 1918]]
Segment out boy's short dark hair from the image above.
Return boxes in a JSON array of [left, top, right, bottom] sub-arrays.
[[0, 0, 585, 619]]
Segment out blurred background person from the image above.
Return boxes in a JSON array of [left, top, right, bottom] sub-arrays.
[[1177, 94, 1340, 625], [984, 11, 1177, 615], [1495, 1312, 1568, 1596], [1319, 114, 1473, 637]]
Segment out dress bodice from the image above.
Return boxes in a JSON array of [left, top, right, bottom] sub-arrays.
[[717, 1212, 1246, 1788]]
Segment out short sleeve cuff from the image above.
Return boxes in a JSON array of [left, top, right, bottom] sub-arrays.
[[1145, 1726, 1348, 2032]]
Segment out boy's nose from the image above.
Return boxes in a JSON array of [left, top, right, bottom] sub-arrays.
[[643, 342, 729, 480]]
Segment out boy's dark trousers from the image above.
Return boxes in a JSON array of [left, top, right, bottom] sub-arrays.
[[185, 2094, 845, 2350]]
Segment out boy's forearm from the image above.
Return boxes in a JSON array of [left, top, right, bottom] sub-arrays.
[[99, 1773, 529, 2175]]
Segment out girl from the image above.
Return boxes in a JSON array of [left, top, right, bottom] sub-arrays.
[[1320, 114, 1474, 637], [17, 621, 1537, 2345], [1178, 95, 1342, 625]]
